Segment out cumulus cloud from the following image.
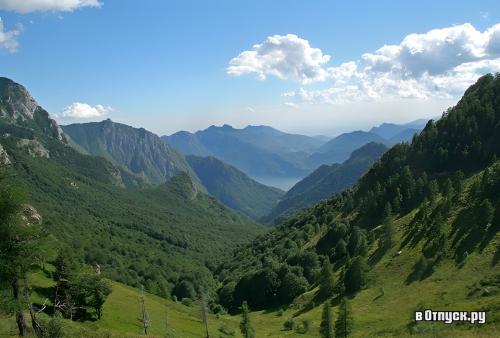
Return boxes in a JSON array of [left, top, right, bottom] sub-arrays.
[[0, 18, 22, 53], [61, 102, 113, 119], [232, 24, 500, 105], [0, 0, 102, 14], [227, 34, 332, 84]]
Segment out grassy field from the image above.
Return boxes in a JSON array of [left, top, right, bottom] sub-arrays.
[[2, 212, 499, 338]]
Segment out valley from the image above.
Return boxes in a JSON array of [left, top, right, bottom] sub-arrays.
[[1, 74, 499, 337]]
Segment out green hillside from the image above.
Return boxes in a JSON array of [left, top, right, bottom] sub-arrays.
[[216, 74, 500, 336], [186, 155, 285, 220], [0, 77, 264, 303], [62, 119, 196, 186], [265, 142, 388, 224]]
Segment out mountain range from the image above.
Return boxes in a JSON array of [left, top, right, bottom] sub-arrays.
[[264, 142, 388, 223], [186, 155, 284, 220], [163, 120, 427, 183], [1, 75, 500, 337], [0, 77, 264, 299], [163, 125, 317, 178], [60, 110, 427, 223]]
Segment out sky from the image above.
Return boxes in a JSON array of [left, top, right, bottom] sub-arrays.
[[0, 0, 499, 137]]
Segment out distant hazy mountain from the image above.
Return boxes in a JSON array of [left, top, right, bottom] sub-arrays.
[[164, 121, 429, 182], [308, 120, 428, 167], [369, 119, 428, 139], [63, 119, 196, 186], [309, 131, 386, 166], [264, 142, 388, 223], [164, 130, 211, 157], [186, 155, 284, 220], [313, 135, 331, 143], [388, 128, 420, 144], [163, 124, 324, 178]]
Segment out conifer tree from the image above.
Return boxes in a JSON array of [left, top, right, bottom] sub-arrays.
[[334, 298, 353, 338], [0, 169, 38, 336], [380, 206, 395, 251], [319, 260, 336, 299], [344, 257, 367, 293], [200, 291, 210, 338], [240, 301, 255, 338], [320, 302, 334, 338]]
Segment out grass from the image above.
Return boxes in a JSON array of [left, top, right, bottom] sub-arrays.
[[1, 227, 499, 338]]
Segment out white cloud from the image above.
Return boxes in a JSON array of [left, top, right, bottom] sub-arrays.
[[284, 102, 298, 108], [0, 0, 102, 14], [0, 18, 22, 53], [227, 34, 332, 84], [61, 102, 113, 119], [232, 24, 500, 105]]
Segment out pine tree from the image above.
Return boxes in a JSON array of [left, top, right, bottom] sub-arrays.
[[380, 212, 395, 251], [318, 260, 335, 299], [200, 292, 210, 338], [240, 301, 255, 338], [334, 298, 353, 338], [347, 227, 367, 257], [0, 169, 36, 336], [477, 199, 494, 229], [344, 257, 367, 293], [334, 239, 348, 259], [320, 302, 334, 338], [140, 287, 151, 335]]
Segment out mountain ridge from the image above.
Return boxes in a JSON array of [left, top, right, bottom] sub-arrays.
[[0, 77, 264, 301], [62, 119, 199, 187], [264, 142, 388, 223], [186, 155, 284, 220]]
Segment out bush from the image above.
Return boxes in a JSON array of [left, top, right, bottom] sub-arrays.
[[219, 323, 235, 336], [295, 319, 311, 334], [42, 313, 64, 338], [172, 280, 196, 300], [283, 318, 295, 330], [181, 298, 194, 307]]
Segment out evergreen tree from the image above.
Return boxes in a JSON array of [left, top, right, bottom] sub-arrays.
[[318, 260, 335, 299], [442, 178, 454, 196], [477, 199, 494, 228], [200, 291, 209, 338], [344, 257, 367, 293], [347, 227, 367, 257], [85, 275, 111, 320], [380, 213, 395, 251], [240, 301, 255, 338], [452, 170, 465, 194], [0, 170, 35, 336], [334, 239, 348, 259], [334, 298, 353, 338], [427, 180, 439, 201], [320, 302, 334, 338]]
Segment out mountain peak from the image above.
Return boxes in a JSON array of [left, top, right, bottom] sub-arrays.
[[0, 77, 65, 143], [0, 77, 39, 122]]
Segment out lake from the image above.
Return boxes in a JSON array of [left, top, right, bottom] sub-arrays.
[[252, 176, 304, 191]]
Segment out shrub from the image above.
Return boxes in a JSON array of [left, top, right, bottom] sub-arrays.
[[283, 318, 295, 330]]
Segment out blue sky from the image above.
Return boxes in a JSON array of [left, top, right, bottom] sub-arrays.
[[0, 0, 499, 136]]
